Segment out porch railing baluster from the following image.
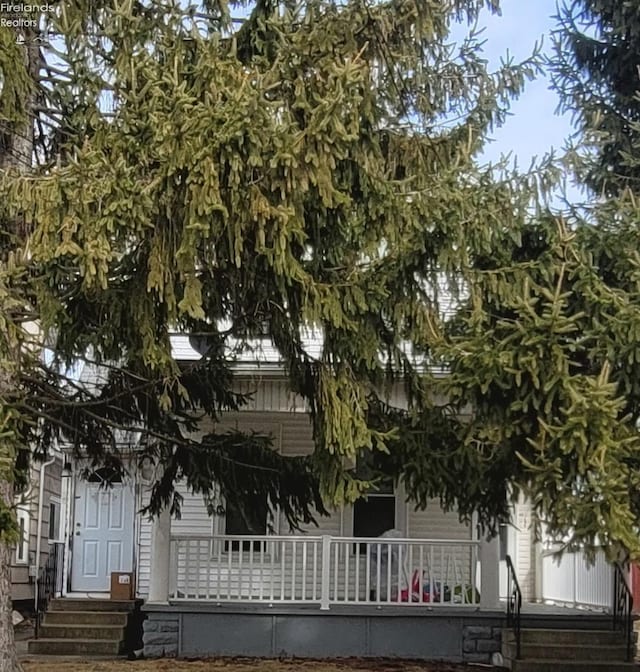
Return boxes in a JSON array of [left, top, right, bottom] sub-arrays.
[[386, 543, 392, 602], [375, 543, 381, 604], [440, 545, 445, 604], [320, 535, 331, 609], [226, 537, 232, 599], [395, 544, 401, 603], [345, 540, 350, 602], [259, 539, 265, 601], [312, 540, 318, 601], [301, 539, 307, 600], [196, 540, 202, 598], [269, 538, 275, 602], [354, 540, 360, 603], [291, 539, 296, 600], [419, 545, 424, 604], [280, 538, 285, 601], [365, 541, 371, 602], [215, 536, 222, 599], [333, 540, 339, 601]]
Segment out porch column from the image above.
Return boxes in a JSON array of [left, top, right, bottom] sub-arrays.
[[480, 533, 500, 610], [148, 505, 171, 603]]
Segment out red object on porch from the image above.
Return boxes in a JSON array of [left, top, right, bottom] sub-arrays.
[[631, 564, 640, 613], [400, 570, 439, 602]]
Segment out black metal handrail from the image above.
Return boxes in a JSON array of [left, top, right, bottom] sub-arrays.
[[613, 561, 634, 662], [35, 542, 64, 639], [505, 554, 522, 659]]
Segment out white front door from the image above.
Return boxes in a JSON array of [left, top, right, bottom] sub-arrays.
[[71, 471, 135, 591]]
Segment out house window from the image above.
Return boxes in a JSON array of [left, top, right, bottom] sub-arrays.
[[353, 455, 396, 551], [48, 499, 63, 542], [224, 498, 268, 551], [15, 507, 29, 564], [353, 492, 396, 539]]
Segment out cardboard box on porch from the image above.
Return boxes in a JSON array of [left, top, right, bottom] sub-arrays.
[[110, 572, 135, 600]]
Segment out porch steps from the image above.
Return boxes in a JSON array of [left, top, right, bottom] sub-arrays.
[[27, 598, 143, 657], [502, 627, 638, 672]]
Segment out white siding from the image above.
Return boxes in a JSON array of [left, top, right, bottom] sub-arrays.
[[233, 380, 308, 413], [408, 502, 472, 541], [11, 457, 65, 603], [514, 497, 535, 601], [136, 490, 151, 598]]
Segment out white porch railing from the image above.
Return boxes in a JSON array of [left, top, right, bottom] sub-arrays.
[[169, 535, 480, 608], [541, 546, 612, 609]]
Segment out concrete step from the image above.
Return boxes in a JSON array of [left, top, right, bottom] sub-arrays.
[[37, 624, 125, 641], [48, 598, 139, 612], [511, 660, 638, 672], [503, 627, 627, 646], [44, 610, 128, 626], [28, 638, 124, 656], [503, 641, 628, 661]]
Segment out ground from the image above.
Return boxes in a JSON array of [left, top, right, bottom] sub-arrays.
[[20, 659, 498, 672]]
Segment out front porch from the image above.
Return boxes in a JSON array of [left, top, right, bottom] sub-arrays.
[[138, 523, 627, 663], [144, 527, 500, 660]]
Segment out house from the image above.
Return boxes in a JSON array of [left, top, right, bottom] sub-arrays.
[[10, 434, 68, 615], [36, 333, 626, 665]]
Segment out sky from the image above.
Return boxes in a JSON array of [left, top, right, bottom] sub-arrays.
[[470, 0, 575, 168]]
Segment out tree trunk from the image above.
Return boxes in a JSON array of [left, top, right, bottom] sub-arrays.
[[0, 480, 22, 672], [0, 29, 38, 672]]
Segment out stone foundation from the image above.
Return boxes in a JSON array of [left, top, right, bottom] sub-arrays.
[[462, 624, 502, 664], [142, 603, 506, 661], [143, 613, 179, 657]]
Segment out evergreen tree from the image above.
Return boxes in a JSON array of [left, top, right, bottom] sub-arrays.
[[553, 0, 640, 195], [0, 2, 539, 664], [16, 0, 640, 667], [542, 1, 640, 549], [1, 0, 535, 522]]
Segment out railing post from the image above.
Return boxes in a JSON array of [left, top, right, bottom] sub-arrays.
[[149, 506, 171, 603], [320, 535, 331, 610], [480, 533, 500, 610], [572, 551, 577, 606]]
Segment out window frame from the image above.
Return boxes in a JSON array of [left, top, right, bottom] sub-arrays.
[[48, 496, 64, 543], [351, 453, 404, 543], [15, 506, 30, 564]]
